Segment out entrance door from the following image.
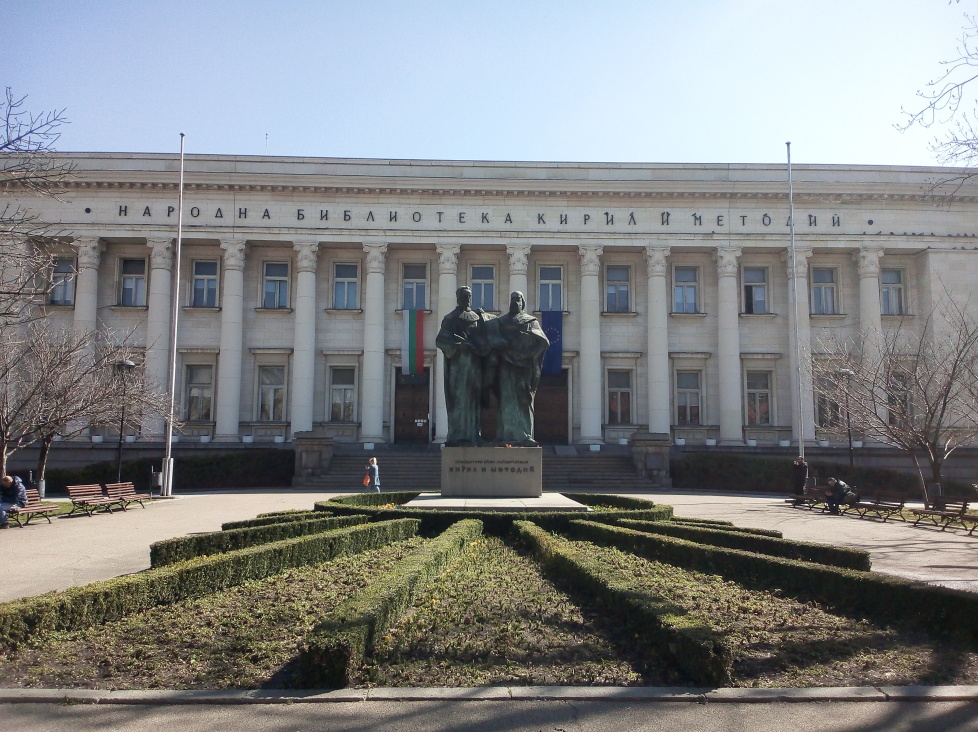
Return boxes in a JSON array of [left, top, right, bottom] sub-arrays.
[[534, 369, 569, 444], [394, 368, 430, 443]]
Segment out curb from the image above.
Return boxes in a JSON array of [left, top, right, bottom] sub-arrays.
[[1, 685, 977, 705]]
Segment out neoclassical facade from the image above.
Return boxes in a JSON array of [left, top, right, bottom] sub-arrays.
[[16, 154, 978, 446]]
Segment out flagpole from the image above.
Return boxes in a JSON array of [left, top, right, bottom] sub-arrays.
[[786, 141, 805, 461], [161, 133, 185, 496]]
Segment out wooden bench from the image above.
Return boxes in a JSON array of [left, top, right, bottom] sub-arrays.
[[851, 492, 907, 522], [8, 489, 59, 527], [910, 499, 970, 531], [959, 511, 978, 536], [66, 484, 123, 517], [104, 482, 152, 509]]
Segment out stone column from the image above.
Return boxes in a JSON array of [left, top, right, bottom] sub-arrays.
[[645, 245, 671, 436], [715, 246, 743, 444], [856, 245, 885, 365], [360, 241, 388, 444], [785, 246, 816, 444], [506, 243, 531, 300], [214, 239, 247, 442], [578, 244, 604, 444], [72, 238, 103, 334], [143, 237, 174, 437], [433, 243, 460, 444], [290, 239, 320, 436]]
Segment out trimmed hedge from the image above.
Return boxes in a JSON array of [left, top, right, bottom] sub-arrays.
[[619, 519, 870, 571], [0, 518, 420, 652], [670, 517, 782, 538], [513, 520, 731, 685], [319, 492, 673, 536], [566, 520, 978, 647], [294, 518, 484, 688], [151, 515, 370, 567], [222, 511, 324, 531]]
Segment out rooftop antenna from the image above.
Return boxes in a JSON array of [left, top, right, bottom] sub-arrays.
[[264, 133, 268, 156]]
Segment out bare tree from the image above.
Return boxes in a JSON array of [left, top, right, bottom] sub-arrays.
[[813, 304, 978, 498]]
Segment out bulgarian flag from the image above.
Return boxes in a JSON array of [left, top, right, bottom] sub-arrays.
[[402, 309, 424, 375]]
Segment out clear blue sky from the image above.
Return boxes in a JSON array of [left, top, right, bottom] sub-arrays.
[[1, 0, 972, 165]]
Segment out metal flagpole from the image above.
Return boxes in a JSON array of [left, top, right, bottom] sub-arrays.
[[161, 133, 186, 497], [786, 141, 805, 461]]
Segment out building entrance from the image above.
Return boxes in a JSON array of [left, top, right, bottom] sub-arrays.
[[394, 368, 430, 443], [535, 369, 569, 444]]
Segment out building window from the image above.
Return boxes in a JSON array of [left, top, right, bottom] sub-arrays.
[[402, 263, 427, 309], [811, 268, 837, 315], [333, 263, 359, 309], [743, 267, 768, 314], [262, 262, 289, 309], [675, 371, 701, 425], [538, 265, 563, 311], [471, 265, 495, 311], [606, 265, 630, 312], [887, 370, 911, 426], [184, 365, 213, 422], [815, 376, 842, 428], [191, 260, 218, 308], [881, 269, 905, 315], [607, 370, 632, 424], [673, 266, 698, 313], [120, 259, 147, 307], [49, 257, 76, 306], [329, 367, 356, 421], [745, 371, 771, 425], [257, 366, 286, 421]]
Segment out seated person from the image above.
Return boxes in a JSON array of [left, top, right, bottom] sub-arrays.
[[825, 477, 850, 515], [0, 474, 27, 528]]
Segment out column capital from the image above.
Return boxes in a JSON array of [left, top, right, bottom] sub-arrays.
[[782, 246, 813, 278], [714, 246, 742, 277], [73, 238, 104, 270], [578, 244, 604, 277], [506, 243, 532, 276], [146, 237, 174, 270], [435, 243, 461, 274], [219, 239, 248, 271], [363, 241, 388, 274], [644, 245, 670, 278], [293, 240, 320, 273], [855, 245, 884, 278]]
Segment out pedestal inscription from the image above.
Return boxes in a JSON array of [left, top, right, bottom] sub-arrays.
[[441, 446, 542, 497]]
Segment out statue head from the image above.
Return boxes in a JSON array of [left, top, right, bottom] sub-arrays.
[[508, 291, 525, 314], [456, 286, 472, 308]]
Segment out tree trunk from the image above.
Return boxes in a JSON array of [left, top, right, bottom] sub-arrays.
[[908, 450, 929, 502], [36, 437, 53, 482]]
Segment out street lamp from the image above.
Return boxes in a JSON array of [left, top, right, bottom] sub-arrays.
[[114, 359, 136, 483], [837, 368, 855, 467]]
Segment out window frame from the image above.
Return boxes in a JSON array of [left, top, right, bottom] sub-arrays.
[[183, 364, 214, 422], [119, 258, 147, 307], [469, 263, 496, 311], [190, 259, 220, 308], [49, 256, 76, 306], [881, 268, 906, 316], [810, 267, 838, 315], [815, 375, 842, 429], [256, 364, 287, 422], [261, 261, 291, 310], [328, 366, 358, 422], [402, 262, 428, 310], [331, 261, 360, 310], [745, 370, 772, 426], [537, 264, 564, 311], [675, 370, 702, 426], [605, 264, 631, 313], [742, 266, 768, 315], [606, 369, 633, 425], [672, 265, 699, 314]]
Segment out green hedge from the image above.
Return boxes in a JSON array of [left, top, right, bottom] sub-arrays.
[[319, 492, 673, 536], [513, 520, 731, 686], [618, 519, 870, 571], [294, 518, 484, 688], [0, 518, 419, 652], [670, 517, 782, 538], [222, 511, 324, 531], [566, 520, 978, 647], [151, 515, 370, 567]]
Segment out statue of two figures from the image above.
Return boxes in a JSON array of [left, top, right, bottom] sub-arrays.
[[436, 287, 550, 447]]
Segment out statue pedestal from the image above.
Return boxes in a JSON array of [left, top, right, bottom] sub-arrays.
[[441, 446, 542, 497]]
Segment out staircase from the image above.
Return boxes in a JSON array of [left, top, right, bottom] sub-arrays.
[[301, 448, 659, 494]]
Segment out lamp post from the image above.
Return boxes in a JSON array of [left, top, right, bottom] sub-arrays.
[[114, 359, 136, 483], [837, 368, 855, 467]]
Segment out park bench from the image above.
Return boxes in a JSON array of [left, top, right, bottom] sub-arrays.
[[8, 489, 59, 527], [65, 484, 123, 517], [959, 510, 978, 536], [850, 491, 907, 522], [103, 481, 152, 509], [910, 499, 971, 531]]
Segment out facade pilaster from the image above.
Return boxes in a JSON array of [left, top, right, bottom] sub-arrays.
[[578, 244, 604, 444], [785, 246, 816, 444], [715, 246, 743, 444], [214, 239, 247, 441], [72, 238, 103, 334], [360, 241, 388, 443], [645, 245, 671, 435], [144, 237, 174, 436], [290, 240, 320, 436], [506, 243, 531, 300], [434, 243, 460, 444], [855, 245, 885, 365]]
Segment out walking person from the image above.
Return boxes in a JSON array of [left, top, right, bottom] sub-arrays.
[[0, 475, 27, 529], [791, 456, 808, 500], [365, 457, 380, 493]]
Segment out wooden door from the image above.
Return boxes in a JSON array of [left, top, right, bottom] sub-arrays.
[[394, 368, 430, 443], [534, 369, 569, 444]]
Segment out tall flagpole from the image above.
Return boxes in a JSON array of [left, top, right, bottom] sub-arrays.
[[162, 133, 185, 497], [786, 141, 805, 461]]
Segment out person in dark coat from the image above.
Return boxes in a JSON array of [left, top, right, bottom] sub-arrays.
[[825, 477, 850, 515], [0, 475, 27, 528], [791, 457, 808, 497]]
